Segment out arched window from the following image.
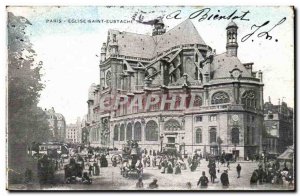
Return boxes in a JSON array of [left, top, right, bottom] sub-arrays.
[[194, 95, 203, 107], [126, 123, 132, 141], [232, 128, 239, 144], [241, 90, 256, 108], [228, 32, 232, 41], [106, 71, 111, 87], [134, 122, 142, 141], [113, 125, 119, 141], [123, 64, 127, 71], [145, 120, 158, 141], [164, 119, 181, 131], [211, 91, 230, 105], [209, 128, 217, 143], [120, 124, 125, 141], [232, 33, 236, 42], [196, 128, 202, 143]]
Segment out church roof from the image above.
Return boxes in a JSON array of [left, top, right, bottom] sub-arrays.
[[109, 30, 156, 59], [211, 53, 251, 79], [107, 19, 206, 59], [154, 19, 206, 53]]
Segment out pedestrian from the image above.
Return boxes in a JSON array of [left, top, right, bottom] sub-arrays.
[[220, 170, 229, 187], [161, 159, 168, 174], [136, 161, 143, 178], [250, 170, 258, 185], [143, 155, 147, 168], [209, 166, 216, 183], [167, 162, 173, 174], [174, 163, 181, 174], [152, 156, 156, 167], [197, 171, 209, 188], [93, 162, 100, 176], [136, 177, 144, 188], [149, 178, 158, 189], [236, 163, 241, 178], [112, 156, 118, 167], [227, 161, 230, 170], [88, 164, 93, 176], [187, 156, 192, 166], [153, 150, 156, 156], [257, 165, 264, 184]]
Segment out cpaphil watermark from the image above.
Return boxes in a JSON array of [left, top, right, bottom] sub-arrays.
[[99, 93, 203, 112]]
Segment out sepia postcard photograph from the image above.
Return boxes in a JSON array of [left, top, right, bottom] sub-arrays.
[[5, 5, 295, 191]]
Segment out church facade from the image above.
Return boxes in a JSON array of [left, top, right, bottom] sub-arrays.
[[85, 19, 264, 159]]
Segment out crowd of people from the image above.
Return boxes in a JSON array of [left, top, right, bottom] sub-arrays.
[[63, 146, 110, 184], [29, 142, 294, 190], [250, 160, 294, 186]]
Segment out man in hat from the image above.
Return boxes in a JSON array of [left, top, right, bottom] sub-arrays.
[[197, 171, 209, 188], [220, 169, 229, 186], [236, 163, 242, 178]]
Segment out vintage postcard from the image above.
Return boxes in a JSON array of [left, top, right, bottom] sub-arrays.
[[6, 6, 295, 191]]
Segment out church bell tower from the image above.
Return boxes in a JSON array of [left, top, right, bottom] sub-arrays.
[[226, 21, 238, 57], [152, 18, 166, 36]]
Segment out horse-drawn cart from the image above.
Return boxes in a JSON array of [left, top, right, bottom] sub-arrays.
[[120, 140, 143, 178]]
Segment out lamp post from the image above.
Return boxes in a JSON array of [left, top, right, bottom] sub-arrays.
[[234, 143, 237, 162], [112, 136, 115, 149], [217, 137, 223, 156], [160, 134, 164, 152], [183, 142, 186, 158], [262, 141, 267, 171]]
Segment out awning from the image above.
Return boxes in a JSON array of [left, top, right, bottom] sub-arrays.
[[277, 147, 294, 160], [210, 142, 218, 147]]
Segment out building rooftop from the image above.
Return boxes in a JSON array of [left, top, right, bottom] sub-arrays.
[[226, 21, 238, 29], [106, 19, 206, 59], [211, 53, 252, 79]]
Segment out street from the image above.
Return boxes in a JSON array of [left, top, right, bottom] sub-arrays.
[[9, 159, 292, 191]]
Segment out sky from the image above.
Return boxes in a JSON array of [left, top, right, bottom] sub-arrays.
[[7, 6, 294, 124]]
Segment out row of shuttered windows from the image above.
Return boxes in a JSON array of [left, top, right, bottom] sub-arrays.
[[195, 128, 240, 144]]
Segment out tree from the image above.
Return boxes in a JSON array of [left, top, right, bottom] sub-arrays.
[[7, 12, 50, 183]]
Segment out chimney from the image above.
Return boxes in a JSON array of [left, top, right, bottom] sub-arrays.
[[258, 70, 263, 82]]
